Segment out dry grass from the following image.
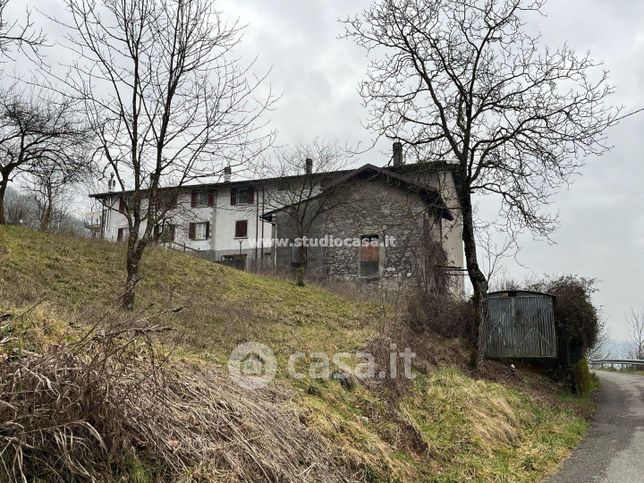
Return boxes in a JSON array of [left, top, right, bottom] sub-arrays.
[[0, 309, 355, 482], [0, 226, 592, 482]]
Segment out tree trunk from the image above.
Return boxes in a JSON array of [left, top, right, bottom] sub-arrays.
[[40, 202, 52, 231], [123, 237, 145, 310], [295, 244, 306, 287], [0, 172, 9, 225], [458, 177, 489, 368]]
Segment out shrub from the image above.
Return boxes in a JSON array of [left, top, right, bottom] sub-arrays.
[[531, 276, 602, 358]]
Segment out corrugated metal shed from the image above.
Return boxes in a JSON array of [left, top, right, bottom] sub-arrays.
[[485, 290, 557, 358]]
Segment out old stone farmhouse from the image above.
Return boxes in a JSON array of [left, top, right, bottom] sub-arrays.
[[263, 163, 462, 292], [90, 144, 464, 292]]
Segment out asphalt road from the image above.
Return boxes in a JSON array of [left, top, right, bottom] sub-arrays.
[[549, 370, 644, 483]]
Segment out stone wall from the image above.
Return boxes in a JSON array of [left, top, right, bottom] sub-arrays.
[[273, 176, 446, 292]]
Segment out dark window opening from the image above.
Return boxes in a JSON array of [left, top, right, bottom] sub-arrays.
[[117, 227, 129, 242], [360, 234, 380, 278], [230, 186, 254, 205], [235, 220, 248, 238], [189, 221, 210, 240], [191, 191, 214, 207]]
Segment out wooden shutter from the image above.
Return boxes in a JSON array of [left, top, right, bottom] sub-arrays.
[[191, 192, 198, 208], [230, 188, 237, 206], [205, 222, 211, 239], [188, 222, 196, 240], [248, 187, 254, 204], [235, 220, 248, 238], [207, 192, 215, 206], [361, 244, 379, 262], [360, 235, 380, 277]]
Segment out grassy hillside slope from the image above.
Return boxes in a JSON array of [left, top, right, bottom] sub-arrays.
[[0, 226, 590, 482], [0, 225, 381, 364]]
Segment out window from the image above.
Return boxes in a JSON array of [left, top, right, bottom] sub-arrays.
[[191, 191, 215, 207], [117, 227, 129, 242], [235, 220, 248, 238], [360, 234, 380, 278], [230, 186, 254, 205], [188, 221, 210, 240]]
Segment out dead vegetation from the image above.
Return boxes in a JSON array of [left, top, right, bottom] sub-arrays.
[[0, 226, 592, 482], [0, 310, 353, 482]]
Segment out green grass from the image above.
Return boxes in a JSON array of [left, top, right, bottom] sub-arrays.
[[402, 367, 587, 481], [0, 225, 591, 481], [0, 225, 382, 364]]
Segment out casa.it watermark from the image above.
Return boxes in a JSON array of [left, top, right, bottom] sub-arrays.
[[227, 342, 415, 390]]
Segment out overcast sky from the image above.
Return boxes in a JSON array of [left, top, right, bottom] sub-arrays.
[[12, 0, 644, 343]]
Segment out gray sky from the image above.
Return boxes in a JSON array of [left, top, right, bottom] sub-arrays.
[[13, 0, 644, 343]]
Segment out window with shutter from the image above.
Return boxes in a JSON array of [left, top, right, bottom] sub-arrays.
[[231, 186, 253, 205], [360, 235, 380, 277], [191, 192, 210, 207], [190, 222, 210, 240], [235, 220, 248, 238]]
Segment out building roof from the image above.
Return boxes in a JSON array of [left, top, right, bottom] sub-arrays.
[[261, 163, 454, 221], [88, 161, 456, 200]]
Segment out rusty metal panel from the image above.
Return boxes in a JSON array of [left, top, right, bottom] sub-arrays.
[[485, 291, 557, 358]]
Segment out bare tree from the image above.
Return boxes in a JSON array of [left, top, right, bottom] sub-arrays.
[[54, 0, 274, 309], [627, 308, 644, 360], [0, 0, 46, 59], [0, 90, 85, 225], [343, 0, 618, 365], [26, 157, 90, 231], [3, 184, 38, 225], [259, 141, 350, 286], [587, 324, 610, 361], [476, 220, 518, 284]]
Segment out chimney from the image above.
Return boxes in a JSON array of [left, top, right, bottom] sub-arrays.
[[392, 141, 403, 167], [223, 165, 232, 183], [305, 158, 313, 175], [108, 173, 115, 192]]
